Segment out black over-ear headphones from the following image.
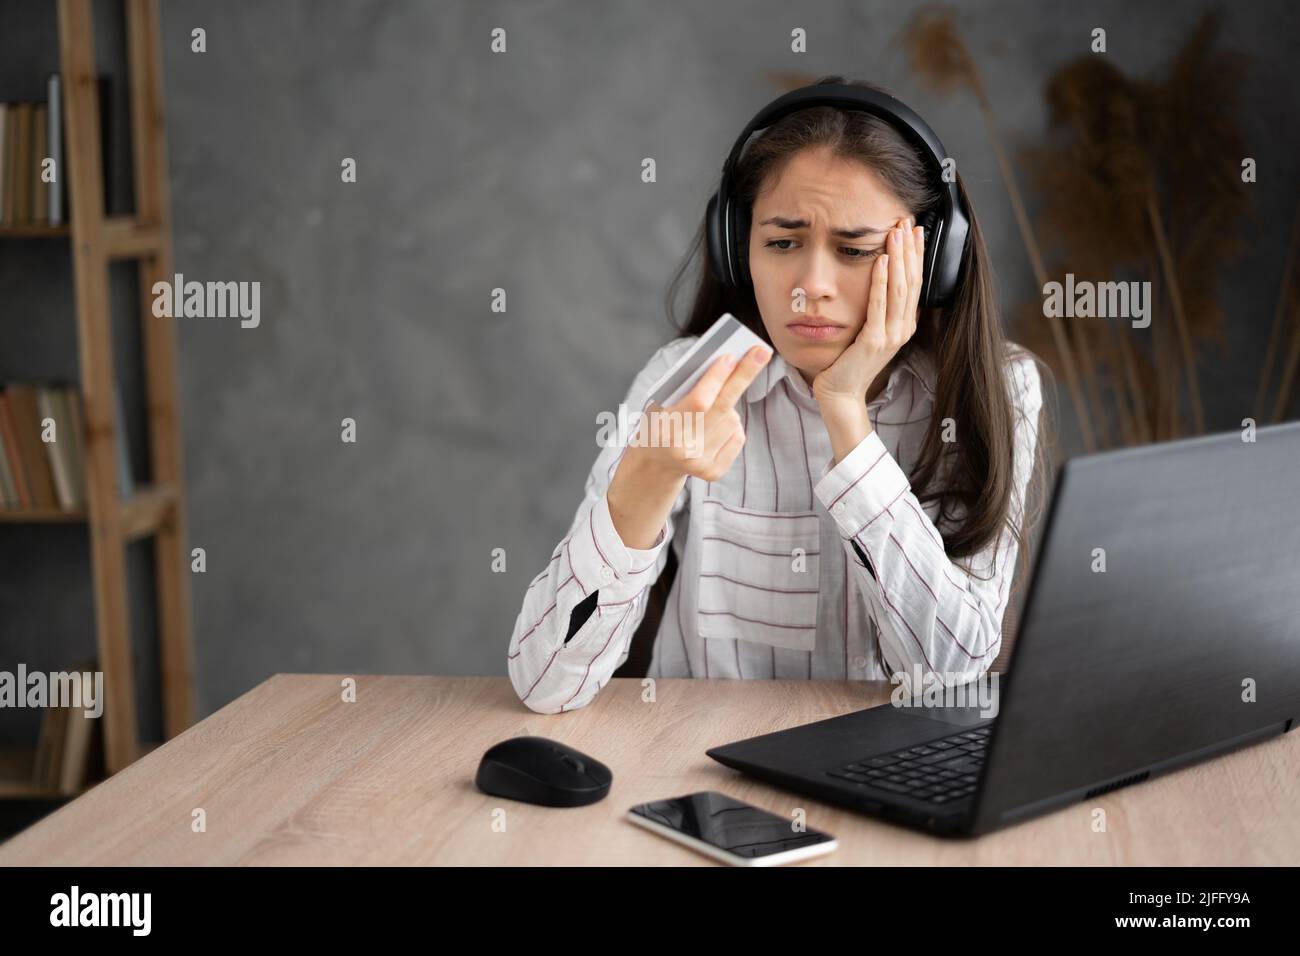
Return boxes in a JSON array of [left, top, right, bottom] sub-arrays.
[[706, 83, 970, 309]]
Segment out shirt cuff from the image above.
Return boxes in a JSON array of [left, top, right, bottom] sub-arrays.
[[566, 488, 668, 596], [813, 429, 911, 540]]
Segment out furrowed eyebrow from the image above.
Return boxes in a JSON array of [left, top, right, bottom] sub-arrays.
[[757, 216, 890, 240]]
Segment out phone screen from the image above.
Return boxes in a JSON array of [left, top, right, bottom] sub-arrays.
[[629, 791, 835, 860]]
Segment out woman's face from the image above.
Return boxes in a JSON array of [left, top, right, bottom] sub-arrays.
[[747, 146, 910, 385]]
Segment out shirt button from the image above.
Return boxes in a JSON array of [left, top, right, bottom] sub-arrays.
[[599, 565, 613, 583], [833, 502, 846, 516], [853, 655, 869, 670]]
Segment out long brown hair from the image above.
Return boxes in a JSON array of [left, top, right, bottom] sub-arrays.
[[663, 75, 1055, 592]]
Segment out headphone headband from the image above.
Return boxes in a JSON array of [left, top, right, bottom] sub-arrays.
[[706, 83, 970, 309]]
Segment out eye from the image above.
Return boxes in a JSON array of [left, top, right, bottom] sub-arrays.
[[762, 239, 880, 261]]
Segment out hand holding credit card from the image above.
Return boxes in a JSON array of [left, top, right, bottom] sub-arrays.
[[644, 313, 771, 409], [620, 312, 771, 478], [605, 318, 771, 548]]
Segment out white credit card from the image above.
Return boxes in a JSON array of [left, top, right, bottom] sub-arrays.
[[644, 313, 769, 409]]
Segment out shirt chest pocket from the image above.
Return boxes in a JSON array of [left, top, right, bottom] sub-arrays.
[[695, 497, 822, 652]]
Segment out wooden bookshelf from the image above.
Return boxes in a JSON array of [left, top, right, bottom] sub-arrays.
[[0, 0, 195, 800], [0, 482, 177, 535], [0, 225, 71, 238]]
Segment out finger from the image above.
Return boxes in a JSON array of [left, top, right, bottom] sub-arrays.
[[914, 225, 927, 323], [901, 217, 920, 305], [712, 344, 772, 411], [886, 226, 909, 335], [904, 220, 923, 327], [679, 351, 740, 410], [855, 253, 889, 353]]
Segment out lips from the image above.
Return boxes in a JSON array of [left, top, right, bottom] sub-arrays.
[[787, 318, 842, 328], [787, 319, 845, 341]]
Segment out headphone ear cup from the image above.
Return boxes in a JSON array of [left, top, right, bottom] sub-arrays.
[[705, 192, 727, 283], [916, 208, 941, 308], [735, 204, 752, 288]]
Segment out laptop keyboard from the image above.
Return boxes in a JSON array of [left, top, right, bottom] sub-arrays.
[[825, 725, 991, 805]]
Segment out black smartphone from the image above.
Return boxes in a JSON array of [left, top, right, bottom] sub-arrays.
[[628, 790, 838, 866]]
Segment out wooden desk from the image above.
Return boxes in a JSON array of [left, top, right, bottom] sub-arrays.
[[1, 675, 1295, 865]]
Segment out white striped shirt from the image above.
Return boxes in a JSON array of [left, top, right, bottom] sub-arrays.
[[508, 334, 1043, 714]]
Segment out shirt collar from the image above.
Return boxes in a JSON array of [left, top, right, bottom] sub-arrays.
[[743, 346, 934, 407]]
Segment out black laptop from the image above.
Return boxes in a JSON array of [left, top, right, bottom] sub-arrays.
[[707, 421, 1300, 837]]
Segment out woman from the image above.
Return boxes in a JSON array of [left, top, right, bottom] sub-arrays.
[[508, 76, 1052, 714]]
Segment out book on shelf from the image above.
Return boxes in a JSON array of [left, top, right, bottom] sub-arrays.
[[31, 703, 67, 792], [46, 73, 63, 225], [31, 657, 101, 795], [0, 72, 109, 229], [0, 381, 134, 512]]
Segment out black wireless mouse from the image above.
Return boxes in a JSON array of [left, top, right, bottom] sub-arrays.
[[475, 736, 612, 807]]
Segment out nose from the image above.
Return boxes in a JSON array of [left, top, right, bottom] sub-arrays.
[[796, 245, 836, 304]]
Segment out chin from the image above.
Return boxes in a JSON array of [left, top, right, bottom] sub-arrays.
[[782, 351, 827, 377], [785, 337, 846, 360]]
